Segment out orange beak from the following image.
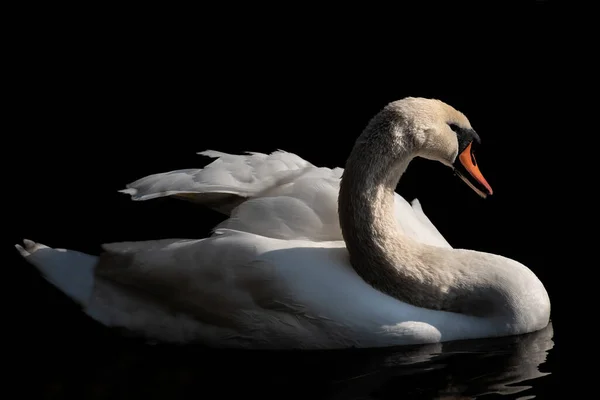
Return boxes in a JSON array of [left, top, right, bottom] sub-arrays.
[[454, 142, 493, 198]]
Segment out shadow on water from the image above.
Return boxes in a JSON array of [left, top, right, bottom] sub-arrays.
[[31, 321, 554, 399]]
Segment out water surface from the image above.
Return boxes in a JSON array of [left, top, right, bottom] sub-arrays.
[[32, 322, 555, 399]]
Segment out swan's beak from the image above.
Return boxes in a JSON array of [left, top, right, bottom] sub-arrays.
[[453, 142, 493, 198]]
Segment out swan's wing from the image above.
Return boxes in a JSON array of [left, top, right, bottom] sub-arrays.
[[93, 230, 327, 340], [120, 150, 450, 247], [214, 168, 345, 241], [94, 233, 260, 324], [392, 196, 452, 249], [120, 150, 315, 214], [410, 198, 451, 247]]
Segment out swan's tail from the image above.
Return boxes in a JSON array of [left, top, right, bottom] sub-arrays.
[[118, 150, 315, 214], [16, 239, 97, 307]]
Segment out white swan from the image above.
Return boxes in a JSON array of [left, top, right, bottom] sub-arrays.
[[16, 97, 550, 350]]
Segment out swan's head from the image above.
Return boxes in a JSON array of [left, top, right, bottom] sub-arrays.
[[388, 97, 494, 198]]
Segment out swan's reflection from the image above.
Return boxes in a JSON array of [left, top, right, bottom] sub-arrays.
[[328, 321, 554, 399], [37, 322, 554, 399]]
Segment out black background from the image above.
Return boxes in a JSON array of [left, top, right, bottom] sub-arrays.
[[8, 2, 587, 397]]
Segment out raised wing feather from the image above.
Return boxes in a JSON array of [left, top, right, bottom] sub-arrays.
[[120, 150, 451, 248]]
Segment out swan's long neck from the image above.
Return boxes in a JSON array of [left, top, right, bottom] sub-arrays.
[[338, 102, 550, 329], [339, 108, 459, 312]]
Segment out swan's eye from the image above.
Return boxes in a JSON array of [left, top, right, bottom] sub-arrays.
[[448, 123, 461, 133]]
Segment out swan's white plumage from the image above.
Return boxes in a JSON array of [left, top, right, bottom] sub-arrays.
[[17, 98, 550, 349], [16, 240, 96, 306], [120, 150, 316, 201], [120, 150, 451, 248]]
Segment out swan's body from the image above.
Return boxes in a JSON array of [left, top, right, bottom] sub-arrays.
[[17, 97, 550, 349]]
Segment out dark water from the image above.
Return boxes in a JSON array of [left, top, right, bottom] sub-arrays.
[[27, 316, 556, 399]]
